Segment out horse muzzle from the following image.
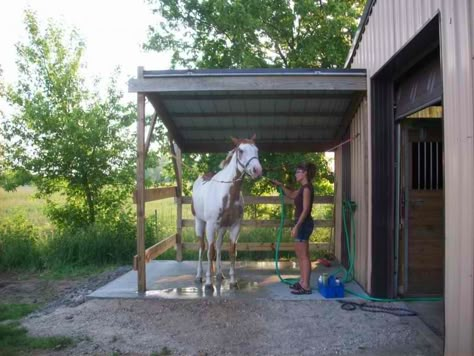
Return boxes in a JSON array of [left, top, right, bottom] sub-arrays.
[[249, 165, 263, 179]]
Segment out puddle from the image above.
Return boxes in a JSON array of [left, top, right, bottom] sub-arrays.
[[145, 279, 261, 299]]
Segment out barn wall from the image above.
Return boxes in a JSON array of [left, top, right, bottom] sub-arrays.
[[348, 0, 474, 352], [349, 98, 370, 290], [334, 146, 343, 262]]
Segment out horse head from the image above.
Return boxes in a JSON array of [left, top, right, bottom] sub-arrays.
[[230, 134, 263, 179]]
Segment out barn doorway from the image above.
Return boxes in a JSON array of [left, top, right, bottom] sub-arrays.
[[397, 106, 444, 296], [394, 50, 444, 297]]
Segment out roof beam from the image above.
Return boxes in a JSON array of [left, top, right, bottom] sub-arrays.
[[182, 140, 337, 153], [178, 126, 337, 132], [335, 92, 366, 139], [158, 93, 354, 101], [129, 74, 366, 93], [172, 112, 344, 119], [149, 97, 185, 149]]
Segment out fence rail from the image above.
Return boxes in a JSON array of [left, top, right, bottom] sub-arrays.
[[132, 186, 334, 269]]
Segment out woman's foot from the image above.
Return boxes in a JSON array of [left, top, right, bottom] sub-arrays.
[[289, 282, 302, 290], [291, 286, 312, 295]]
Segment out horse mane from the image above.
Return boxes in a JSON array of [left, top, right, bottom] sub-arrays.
[[219, 149, 235, 169], [219, 135, 256, 169]]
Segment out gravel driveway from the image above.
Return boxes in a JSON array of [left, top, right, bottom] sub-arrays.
[[23, 296, 442, 355]]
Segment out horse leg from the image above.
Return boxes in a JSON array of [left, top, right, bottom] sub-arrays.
[[209, 241, 216, 273], [195, 218, 206, 283], [215, 228, 225, 280], [229, 223, 241, 287], [205, 222, 216, 289]]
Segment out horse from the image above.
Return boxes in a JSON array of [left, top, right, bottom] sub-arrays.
[[191, 135, 263, 289]]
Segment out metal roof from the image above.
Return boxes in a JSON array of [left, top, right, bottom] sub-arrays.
[[129, 68, 366, 153], [345, 0, 377, 68]]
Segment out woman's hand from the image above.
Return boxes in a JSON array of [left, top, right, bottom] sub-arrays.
[[270, 179, 282, 187], [291, 225, 299, 238]]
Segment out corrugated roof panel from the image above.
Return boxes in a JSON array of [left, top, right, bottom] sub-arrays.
[[289, 99, 307, 113], [132, 69, 366, 152], [213, 99, 230, 113], [273, 98, 291, 113], [195, 100, 215, 113]]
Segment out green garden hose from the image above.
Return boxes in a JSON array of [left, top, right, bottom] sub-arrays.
[[274, 186, 299, 285], [272, 182, 442, 302], [336, 199, 442, 302]]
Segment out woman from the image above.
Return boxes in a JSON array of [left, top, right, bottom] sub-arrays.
[[271, 163, 316, 295]]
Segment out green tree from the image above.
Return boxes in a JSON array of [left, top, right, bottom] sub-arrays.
[[145, 0, 365, 69], [144, 0, 362, 195], [0, 10, 136, 228]]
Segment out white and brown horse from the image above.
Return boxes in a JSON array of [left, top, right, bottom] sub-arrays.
[[192, 135, 263, 289]]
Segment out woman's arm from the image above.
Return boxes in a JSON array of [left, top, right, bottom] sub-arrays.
[[270, 179, 298, 199]]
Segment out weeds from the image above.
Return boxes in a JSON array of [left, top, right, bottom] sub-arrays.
[[0, 304, 38, 321], [0, 303, 74, 355], [0, 322, 74, 355], [0, 215, 44, 270], [0, 188, 334, 270]]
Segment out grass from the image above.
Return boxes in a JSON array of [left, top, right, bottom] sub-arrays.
[[0, 186, 334, 269], [0, 186, 57, 232], [38, 264, 118, 280], [0, 304, 38, 322], [0, 322, 74, 355], [0, 303, 74, 355]]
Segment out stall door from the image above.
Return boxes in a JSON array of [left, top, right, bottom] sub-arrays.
[[401, 123, 444, 296]]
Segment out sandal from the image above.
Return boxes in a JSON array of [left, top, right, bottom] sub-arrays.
[[291, 287, 312, 295], [289, 282, 302, 290]]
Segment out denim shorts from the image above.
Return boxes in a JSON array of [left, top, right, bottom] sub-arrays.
[[294, 219, 314, 242]]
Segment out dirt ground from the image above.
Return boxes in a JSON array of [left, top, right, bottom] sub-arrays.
[[2, 268, 444, 355]]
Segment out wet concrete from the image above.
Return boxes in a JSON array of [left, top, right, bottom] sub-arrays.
[[88, 260, 368, 301], [86, 260, 445, 353]]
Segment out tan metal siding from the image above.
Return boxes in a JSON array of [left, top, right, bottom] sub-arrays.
[[442, 1, 474, 353], [350, 98, 370, 289], [334, 148, 343, 261], [349, 0, 474, 352], [352, 0, 442, 72]]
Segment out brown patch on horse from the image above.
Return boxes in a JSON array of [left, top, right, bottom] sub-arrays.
[[220, 150, 235, 169], [231, 134, 256, 146], [202, 171, 216, 181], [218, 173, 243, 227]]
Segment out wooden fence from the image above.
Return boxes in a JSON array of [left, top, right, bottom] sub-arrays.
[[133, 187, 334, 270]]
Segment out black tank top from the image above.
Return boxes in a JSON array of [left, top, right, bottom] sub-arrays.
[[294, 184, 314, 221]]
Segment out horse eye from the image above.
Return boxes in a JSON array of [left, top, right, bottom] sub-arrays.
[[239, 149, 243, 154]]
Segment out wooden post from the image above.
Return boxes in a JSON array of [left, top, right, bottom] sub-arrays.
[[170, 138, 183, 261], [136, 80, 146, 293]]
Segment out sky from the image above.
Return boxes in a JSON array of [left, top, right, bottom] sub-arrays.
[[0, 0, 172, 104]]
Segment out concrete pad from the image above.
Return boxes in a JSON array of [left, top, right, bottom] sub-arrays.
[[88, 260, 369, 301]]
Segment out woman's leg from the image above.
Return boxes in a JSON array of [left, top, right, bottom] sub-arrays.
[[294, 242, 307, 288], [294, 241, 302, 283], [301, 241, 311, 289], [295, 241, 311, 289]]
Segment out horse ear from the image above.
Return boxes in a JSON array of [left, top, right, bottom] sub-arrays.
[[250, 133, 256, 141], [231, 136, 239, 146]]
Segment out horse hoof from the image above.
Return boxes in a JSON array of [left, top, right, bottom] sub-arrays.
[[205, 284, 214, 291]]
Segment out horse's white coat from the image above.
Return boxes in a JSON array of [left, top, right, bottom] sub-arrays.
[[192, 138, 262, 288]]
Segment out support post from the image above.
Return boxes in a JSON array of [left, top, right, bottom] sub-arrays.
[[136, 86, 146, 293], [169, 137, 183, 261]]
